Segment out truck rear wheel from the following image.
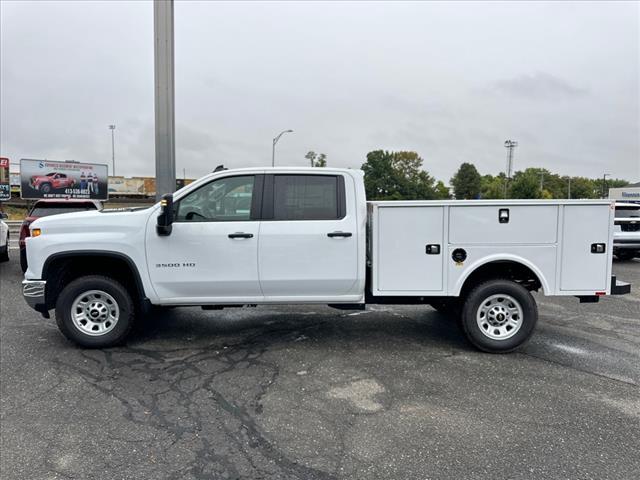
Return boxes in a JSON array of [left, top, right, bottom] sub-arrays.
[[460, 279, 537, 353], [55, 275, 135, 348]]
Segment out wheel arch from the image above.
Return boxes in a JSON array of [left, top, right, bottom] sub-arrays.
[[454, 255, 549, 298], [42, 251, 148, 310]]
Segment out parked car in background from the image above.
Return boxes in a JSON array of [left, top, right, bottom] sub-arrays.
[[20, 199, 102, 271], [0, 212, 9, 262], [30, 172, 76, 193], [614, 202, 640, 260]]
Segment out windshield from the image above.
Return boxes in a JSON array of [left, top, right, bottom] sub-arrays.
[[30, 204, 98, 217]]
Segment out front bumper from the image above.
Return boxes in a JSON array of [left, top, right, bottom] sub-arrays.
[[22, 279, 49, 317]]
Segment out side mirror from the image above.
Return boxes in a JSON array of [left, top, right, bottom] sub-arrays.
[[156, 193, 174, 236]]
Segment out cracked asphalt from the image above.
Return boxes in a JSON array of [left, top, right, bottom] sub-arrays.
[[1, 255, 639, 479]]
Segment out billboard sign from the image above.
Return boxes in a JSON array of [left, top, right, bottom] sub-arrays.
[[108, 177, 146, 196], [0, 157, 9, 201], [20, 159, 109, 200]]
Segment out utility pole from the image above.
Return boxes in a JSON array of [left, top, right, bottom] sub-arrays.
[[602, 173, 610, 199], [503, 140, 518, 198], [154, 0, 176, 200], [108, 125, 116, 176], [539, 171, 544, 195], [567, 177, 571, 199], [272, 129, 293, 167]]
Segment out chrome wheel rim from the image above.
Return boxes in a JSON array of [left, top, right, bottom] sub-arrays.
[[476, 294, 523, 340], [71, 290, 120, 336]]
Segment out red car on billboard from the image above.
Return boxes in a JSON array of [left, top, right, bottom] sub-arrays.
[[29, 172, 76, 193]]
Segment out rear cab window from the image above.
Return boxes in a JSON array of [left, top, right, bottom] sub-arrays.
[[263, 174, 346, 220]]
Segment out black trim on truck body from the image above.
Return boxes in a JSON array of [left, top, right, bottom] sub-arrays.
[[41, 251, 149, 308]]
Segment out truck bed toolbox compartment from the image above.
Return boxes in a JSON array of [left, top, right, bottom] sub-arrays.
[[449, 205, 558, 245]]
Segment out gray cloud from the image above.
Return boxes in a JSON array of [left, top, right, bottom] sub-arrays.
[[493, 72, 588, 100], [1, 1, 638, 183]]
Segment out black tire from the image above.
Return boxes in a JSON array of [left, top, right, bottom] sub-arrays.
[[460, 279, 537, 353], [55, 275, 135, 348], [0, 234, 8, 262], [616, 250, 636, 261], [40, 183, 52, 194]]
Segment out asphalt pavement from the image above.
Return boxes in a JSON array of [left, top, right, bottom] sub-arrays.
[[1, 254, 639, 480]]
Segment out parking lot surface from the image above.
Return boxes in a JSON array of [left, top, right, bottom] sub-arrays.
[[1, 255, 639, 480]]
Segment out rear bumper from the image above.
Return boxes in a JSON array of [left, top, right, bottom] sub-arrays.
[[611, 275, 631, 296], [22, 279, 49, 317]]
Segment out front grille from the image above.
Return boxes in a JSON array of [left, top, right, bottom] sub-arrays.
[[620, 223, 640, 232]]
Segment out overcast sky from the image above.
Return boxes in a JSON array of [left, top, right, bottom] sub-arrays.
[[1, 0, 639, 182]]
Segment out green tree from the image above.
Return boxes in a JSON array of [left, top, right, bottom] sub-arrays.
[[361, 150, 438, 200], [593, 178, 628, 198], [509, 168, 548, 199], [305, 151, 327, 167], [480, 173, 506, 199], [434, 181, 451, 199], [567, 177, 596, 199], [451, 163, 482, 199]]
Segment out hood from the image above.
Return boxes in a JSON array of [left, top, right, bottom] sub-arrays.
[[31, 206, 156, 233]]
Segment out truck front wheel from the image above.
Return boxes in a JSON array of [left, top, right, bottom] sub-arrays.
[[55, 275, 135, 348], [460, 279, 537, 353]]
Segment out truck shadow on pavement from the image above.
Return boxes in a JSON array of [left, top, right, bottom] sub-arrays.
[[128, 306, 468, 353]]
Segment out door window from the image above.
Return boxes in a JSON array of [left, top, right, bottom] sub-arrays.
[[175, 175, 255, 222], [272, 175, 344, 220]]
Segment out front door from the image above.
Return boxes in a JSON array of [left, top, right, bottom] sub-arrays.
[[146, 174, 263, 303], [258, 173, 359, 299]]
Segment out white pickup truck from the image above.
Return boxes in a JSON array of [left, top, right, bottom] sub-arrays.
[[23, 167, 630, 352]]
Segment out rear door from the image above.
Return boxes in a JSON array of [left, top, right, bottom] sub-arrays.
[[258, 173, 359, 298], [560, 204, 611, 291]]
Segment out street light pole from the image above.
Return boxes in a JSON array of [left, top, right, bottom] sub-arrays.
[[108, 124, 116, 176], [503, 140, 518, 198], [154, 0, 176, 200], [272, 129, 293, 167]]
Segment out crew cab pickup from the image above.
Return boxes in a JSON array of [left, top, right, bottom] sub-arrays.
[[22, 167, 631, 352]]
